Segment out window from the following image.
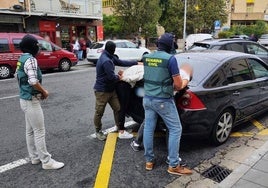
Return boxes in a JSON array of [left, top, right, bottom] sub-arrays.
[[248, 59, 268, 78], [102, 0, 114, 8], [245, 43, 268, 56], [0, 39, 9, 53], [116, 42, 127, 48], [38, 40, 52, 51], [225, 43, 244, 53], [226, 59, 252, 83], [13, 39, 22, 51], [204, 69, 226, 88]]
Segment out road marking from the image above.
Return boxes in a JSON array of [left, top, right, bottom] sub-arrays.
[[230, 132, 254, 137], [0, 157, 29, 173], [251, 119, 265, 130], [0, 95, 19, 100], [231, 119, 268, 137], [94, 133, 117, 188]]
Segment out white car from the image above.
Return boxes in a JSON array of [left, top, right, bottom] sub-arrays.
[[86, 40, 151, 64]]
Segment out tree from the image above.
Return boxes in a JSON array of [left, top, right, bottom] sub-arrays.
[[103, 14, 121, 39], [158, 0, 228, 37], [112, 0, 161, 37]]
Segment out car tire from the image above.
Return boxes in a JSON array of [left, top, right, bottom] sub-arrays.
[[0, 65, 12, 79], [59, 59, 71, 72], [210, 109, 234, 146]]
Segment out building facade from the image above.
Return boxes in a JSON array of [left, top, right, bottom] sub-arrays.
[[0, 0, 103, 48], [229, 0, 268, 25]]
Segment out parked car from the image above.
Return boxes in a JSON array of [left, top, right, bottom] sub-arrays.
[[86, 40, 151, 64], [188, 38, 268, 64], [185, 33, 213, 51], [0, 33, 78, 79], [229, 34, 249, 40], [258, 34, 268, 48], [126, 50, 268, 145]]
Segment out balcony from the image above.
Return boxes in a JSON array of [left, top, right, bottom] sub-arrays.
[[231, 12, 264, 20]]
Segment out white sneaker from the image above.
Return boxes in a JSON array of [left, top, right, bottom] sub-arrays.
[[42, 159, 64, 170], [118, 131, 133, 139], [31, 159, 41, 165]]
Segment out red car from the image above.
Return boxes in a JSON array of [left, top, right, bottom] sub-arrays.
[[0, 33, 78, 79]]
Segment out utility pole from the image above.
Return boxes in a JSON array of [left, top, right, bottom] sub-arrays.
[[183, 0, 187, 51]]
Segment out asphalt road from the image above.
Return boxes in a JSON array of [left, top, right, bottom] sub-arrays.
[[0, 63, 267, 188]]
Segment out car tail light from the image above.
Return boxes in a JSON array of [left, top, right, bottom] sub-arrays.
[[97, 49, 104, 53], [176, 90, 206, 111]]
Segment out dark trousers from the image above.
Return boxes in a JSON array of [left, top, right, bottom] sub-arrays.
[[115, 81, 132, 130]]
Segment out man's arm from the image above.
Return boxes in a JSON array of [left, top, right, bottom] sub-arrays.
[[112, 56, 138, 67]]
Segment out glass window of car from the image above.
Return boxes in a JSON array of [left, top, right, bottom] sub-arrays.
[[125, 41, 137, 48], [91, 42, 104, 49], [226, 59, 252, 83], [224, 43, 244, 53], [245, 43, 268, 56], [38, 40, 52, 51], [0, 38, 9, 52], [204, 68, 226, 88], [13, 39, 22, 51], [116, 42, 127, 48], [248, 58, 268, 78]]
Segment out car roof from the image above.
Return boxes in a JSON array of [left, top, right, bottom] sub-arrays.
[[176, 49, 257, 64], [0, 32, 43, 40], [193, 38, 256, 45]]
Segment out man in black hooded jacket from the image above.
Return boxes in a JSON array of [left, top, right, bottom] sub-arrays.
[[93, 41, 140, 141]]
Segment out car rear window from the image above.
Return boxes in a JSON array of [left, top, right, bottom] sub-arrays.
[[176, 55, 218, 87], [0, 38, 9, 52], [188, 43, 210, 50], [91, 43, 104, 49]]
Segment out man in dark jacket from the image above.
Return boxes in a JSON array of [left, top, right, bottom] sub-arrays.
[[93, 41, 140, 141]]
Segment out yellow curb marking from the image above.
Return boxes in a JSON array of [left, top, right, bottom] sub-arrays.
[[230, 132, 254, 137], [258, 129, 268, 136], [230, 119, 268, 137], [251, 119, 265, 131], [94, 133, 118, 188]]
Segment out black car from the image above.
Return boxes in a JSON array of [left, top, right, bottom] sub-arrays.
[[126, 50, 268, 145], [188, 39, 268, 64]]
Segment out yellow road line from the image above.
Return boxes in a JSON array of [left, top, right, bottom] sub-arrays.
[[251, 119, 265, 131], [230, 132, 254, 137], [94, 133, 118, 188]]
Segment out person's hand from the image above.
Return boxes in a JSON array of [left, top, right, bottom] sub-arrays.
[[118, 69, 124, 76], [137, 62, 143, 65], [41, 89, 49, 100]]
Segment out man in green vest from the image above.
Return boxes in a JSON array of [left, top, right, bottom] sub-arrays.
[[17, 34, 64, 170], [142, 33, 192, 175]]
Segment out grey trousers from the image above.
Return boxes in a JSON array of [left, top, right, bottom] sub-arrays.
[[20, 98, 51, 163]]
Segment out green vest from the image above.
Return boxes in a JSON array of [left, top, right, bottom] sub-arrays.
[[16, 53, 42, 100], [143, 51, 173, 98]]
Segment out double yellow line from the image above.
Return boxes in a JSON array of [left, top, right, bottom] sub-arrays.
[[231, 119, 267, 137]]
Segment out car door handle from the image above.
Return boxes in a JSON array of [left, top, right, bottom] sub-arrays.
[[233, 91, 240, 96]]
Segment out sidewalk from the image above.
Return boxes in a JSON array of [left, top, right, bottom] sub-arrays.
[[166, 139, 268, 188], [219, 140, 268, 188]]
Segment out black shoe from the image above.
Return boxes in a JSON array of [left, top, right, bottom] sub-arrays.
[[130, 140, 143, 152], [165, 157, 187, 167]]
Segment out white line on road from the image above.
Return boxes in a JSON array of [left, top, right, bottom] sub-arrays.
[[0, 120, 138, 174], [0, 95, 19, 100], [0, 157, 29, 173]]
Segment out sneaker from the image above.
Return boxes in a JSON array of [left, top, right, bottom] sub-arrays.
[[42, 159, 64, 170], [165, 157, 187, 167], [118, 131, 133, 139], [167, 165, 192, 175], [130, 140, 143, 152], [145, 161, 154, 171], [96, 131, 107, 141], [31, 159, 41, 165]]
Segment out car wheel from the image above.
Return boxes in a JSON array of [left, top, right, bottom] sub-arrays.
[[59, 59, 71, 72], [211, 109, 234, 146], [0, 65, 12, 79]]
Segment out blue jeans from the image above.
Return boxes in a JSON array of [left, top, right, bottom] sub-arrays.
[[143, 96, 182, 167]]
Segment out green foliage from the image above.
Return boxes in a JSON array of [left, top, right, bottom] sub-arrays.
[[218, 31, 233, 38], [103, 14, 121, 39], [230, 21, 268, 38], [112, 0, 161, 37]]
